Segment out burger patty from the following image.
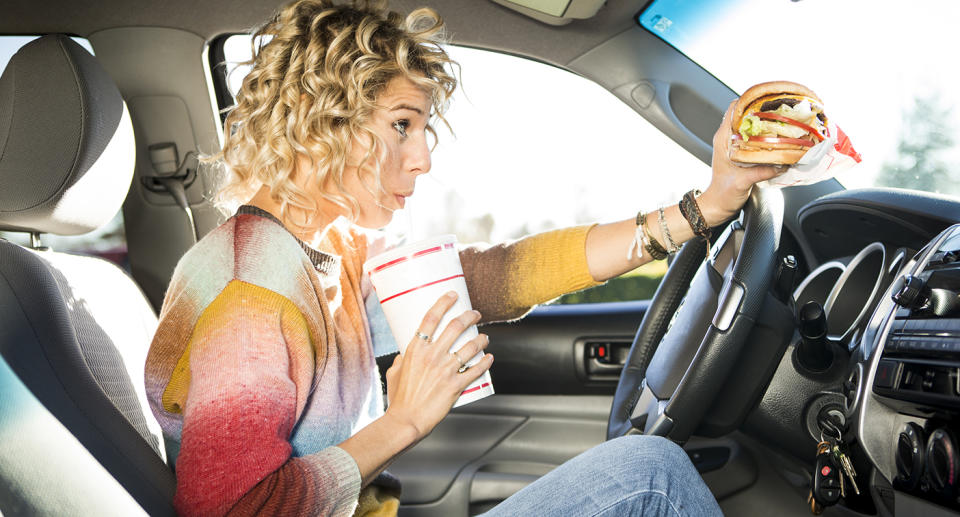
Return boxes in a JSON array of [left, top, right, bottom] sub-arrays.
[[759, 98, 800, 112], [758, 97, 828, 124]]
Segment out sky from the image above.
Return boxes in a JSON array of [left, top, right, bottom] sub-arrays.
[[647, 0, 960, 190]]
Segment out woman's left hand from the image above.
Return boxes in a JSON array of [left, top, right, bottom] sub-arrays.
[[698, 100, 785, 226]]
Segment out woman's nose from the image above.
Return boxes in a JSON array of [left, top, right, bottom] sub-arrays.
[[406, 134, 431, 176]]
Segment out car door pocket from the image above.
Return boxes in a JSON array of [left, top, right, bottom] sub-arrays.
[[574, 338, 633, 382]]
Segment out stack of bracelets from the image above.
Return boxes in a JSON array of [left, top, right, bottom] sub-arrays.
[[633, 189, 712, 261]]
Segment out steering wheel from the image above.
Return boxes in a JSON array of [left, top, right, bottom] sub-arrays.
[[607, 186, 784, 442]]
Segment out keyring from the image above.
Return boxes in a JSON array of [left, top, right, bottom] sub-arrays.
[[820, 420, 841, 443]]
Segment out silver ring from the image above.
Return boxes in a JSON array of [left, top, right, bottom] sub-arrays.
[[452, 351, 468, 373], [415, 331, 431, 343]]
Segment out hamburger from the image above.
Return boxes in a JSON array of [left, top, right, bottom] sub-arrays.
[[729, 81, 829, 165]]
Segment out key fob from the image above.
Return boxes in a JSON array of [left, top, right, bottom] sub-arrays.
[[813, 449, 842, 506]]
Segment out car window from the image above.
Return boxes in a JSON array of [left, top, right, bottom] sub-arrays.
[[639, 0, 960, 197], [0, 35, 128, 269], [217, 37, 708, 303]]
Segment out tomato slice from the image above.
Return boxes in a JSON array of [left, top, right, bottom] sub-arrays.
[[731, 133, 815, 147], [752, 111, 825, 142]]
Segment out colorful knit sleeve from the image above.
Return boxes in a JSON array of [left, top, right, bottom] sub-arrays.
[[459, 224, 602, 323], [170, 280, 361, 516]]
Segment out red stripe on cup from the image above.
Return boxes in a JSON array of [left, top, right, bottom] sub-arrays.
[[413, 246, 443, 258], [372, 256, 408, 273], [461, 382, 491, 395], [379, 274, 465, 303], [371, 243, 455, 274]]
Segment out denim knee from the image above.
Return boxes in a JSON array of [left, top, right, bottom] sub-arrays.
[[477, 434, 721, 517], [609, 435, 687, 463], [606, 435, 697, 481]]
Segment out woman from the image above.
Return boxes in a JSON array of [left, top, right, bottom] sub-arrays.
[[145, 1, 780, 515]]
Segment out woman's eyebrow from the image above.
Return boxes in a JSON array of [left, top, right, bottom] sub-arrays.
[[390, 104, 424, 115]]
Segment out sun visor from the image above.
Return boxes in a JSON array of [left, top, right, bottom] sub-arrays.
[[489, 0, 605, 26]]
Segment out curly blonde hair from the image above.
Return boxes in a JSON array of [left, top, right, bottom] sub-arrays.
[[212, 0, 457, 225]]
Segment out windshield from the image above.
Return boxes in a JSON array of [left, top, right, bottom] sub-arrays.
[[639, 0, 960, 196]]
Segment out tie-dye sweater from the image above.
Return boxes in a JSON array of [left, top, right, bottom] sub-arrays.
[[144, 206, 599, 516]]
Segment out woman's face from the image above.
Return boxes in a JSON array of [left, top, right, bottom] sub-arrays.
[[339, 75, 434, 229]]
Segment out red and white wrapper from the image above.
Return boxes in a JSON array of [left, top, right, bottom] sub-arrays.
[[746, 124, 862, 188]]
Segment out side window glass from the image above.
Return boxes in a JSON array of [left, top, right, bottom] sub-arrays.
[[217, 37, 708, 303], [0, 36, 128, 270]]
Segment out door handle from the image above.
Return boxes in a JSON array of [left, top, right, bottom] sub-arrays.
[[574, 339, 632, 382]]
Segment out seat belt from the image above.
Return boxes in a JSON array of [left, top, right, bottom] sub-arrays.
[[142, 142, 199, 243]]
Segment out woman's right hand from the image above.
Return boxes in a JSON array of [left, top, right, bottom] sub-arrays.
[[699, 100, 784, 225], [383, 291, 494, 441]]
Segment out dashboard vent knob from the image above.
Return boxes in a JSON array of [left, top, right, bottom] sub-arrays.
[[891, 275, 930, 310], [926, 428, 959, 492], [895, 423, 925, 491]]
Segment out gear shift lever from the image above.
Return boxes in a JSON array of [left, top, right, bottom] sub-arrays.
[[797, 301, 832, 373]]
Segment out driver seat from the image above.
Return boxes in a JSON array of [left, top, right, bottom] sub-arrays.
[[0, 35, 175, 515]]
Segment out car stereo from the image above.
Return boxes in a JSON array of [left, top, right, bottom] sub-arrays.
[[875, 249, 960, 410]]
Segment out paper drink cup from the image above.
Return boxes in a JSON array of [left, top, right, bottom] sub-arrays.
[[364, 235, 494, 408]]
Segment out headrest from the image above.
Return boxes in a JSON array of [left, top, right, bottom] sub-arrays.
[[0, 35, 134, 236]]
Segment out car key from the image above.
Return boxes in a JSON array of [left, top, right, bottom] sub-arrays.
[[810, 440, 842, 513], [833, 443, 860, 496]]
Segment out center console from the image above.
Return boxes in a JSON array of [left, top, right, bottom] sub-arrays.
[[871, 228, 960, 510]]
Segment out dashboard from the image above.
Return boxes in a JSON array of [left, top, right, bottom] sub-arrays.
[[855, 224, 960, 515], [760, 189, 960, 516]]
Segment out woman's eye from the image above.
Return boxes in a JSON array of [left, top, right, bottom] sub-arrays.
[[392, 120, 409, 138]]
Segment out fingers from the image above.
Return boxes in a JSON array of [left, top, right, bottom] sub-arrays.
[[713, 100, 737, 146], [721, 99, 736, 125], [716, 99, 785, 183], [753, 164, 787, 182], [453, 348, 494, 392], [434, 309, 482, 350], [411, 291, 459, 346], [451, 333, 489, 366], [447, 333, 491, 388]]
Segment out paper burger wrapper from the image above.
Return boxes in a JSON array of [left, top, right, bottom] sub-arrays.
[[759, 124, 863, 188]]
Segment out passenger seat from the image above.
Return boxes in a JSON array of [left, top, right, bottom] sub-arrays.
[[0, 35, 175, 515]]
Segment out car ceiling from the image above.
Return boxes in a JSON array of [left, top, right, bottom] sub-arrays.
[[1, 0, 645, 68]]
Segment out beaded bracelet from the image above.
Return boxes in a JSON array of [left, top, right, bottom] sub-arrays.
[[679, 189, 711, 240], [638, 211, 668, 260]]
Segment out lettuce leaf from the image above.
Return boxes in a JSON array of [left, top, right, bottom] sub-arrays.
[[738, 115, 763, 139], [739, 115, 808, 139]]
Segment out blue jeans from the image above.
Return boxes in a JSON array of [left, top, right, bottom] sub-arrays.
[[479, 435, 723, 517]]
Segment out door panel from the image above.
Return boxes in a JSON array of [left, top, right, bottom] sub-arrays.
[[478, 301, 648, 395], [391, 301, 647, 516], [393, 394, 612, 516]]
